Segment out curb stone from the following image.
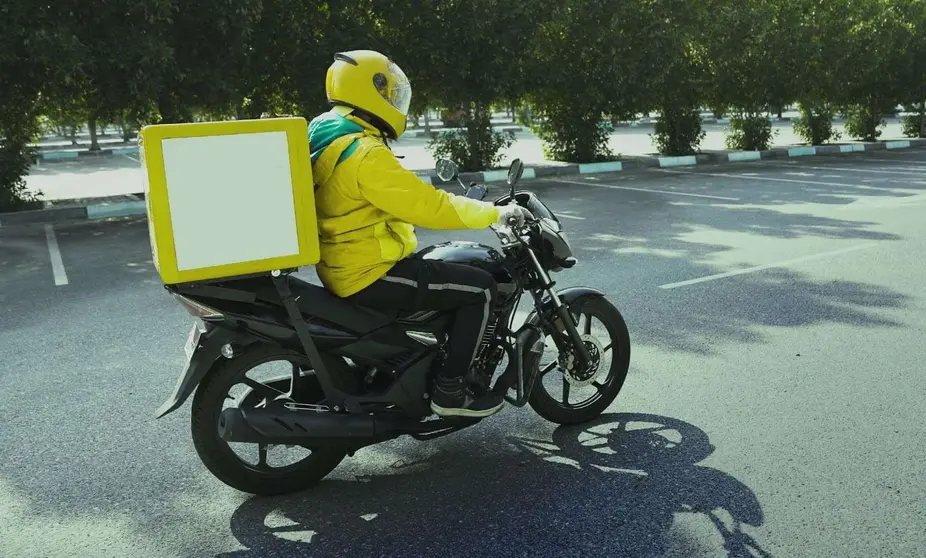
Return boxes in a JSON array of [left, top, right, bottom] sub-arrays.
[[4, 139, 925, 227], [37, 145, 141, 161]]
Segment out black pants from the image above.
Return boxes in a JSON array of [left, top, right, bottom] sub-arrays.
[[346, 256, 498, 379]]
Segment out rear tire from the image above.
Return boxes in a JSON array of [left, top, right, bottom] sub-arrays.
[[527, 296, 631, 425], [190, 345, 346, 496]]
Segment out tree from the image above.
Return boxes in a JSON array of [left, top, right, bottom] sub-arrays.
[[698, 0, 807, 150], [646, 0, 710, 156], [284, 0, 380, 119], [527, 0, 654, 163], [375, 0, 537, 171], [52, 1, 173, 149], [832, 0, 918, 141], [789, 0, 846, 145], [893, 0, 926, 138], [150, 0, 263, 123], [0, 1, 82, 211]]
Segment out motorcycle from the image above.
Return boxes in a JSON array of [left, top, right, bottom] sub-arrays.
[[154, 157, 631, 496]]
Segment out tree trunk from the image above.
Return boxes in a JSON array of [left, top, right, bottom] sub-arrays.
[[424, 110, 431, 133], [466, 103, 478, 171], [158, 92, 179, 124], [118, 115, 132, 142], [88, 118, 100, 151], [920, 101, 925, 138]]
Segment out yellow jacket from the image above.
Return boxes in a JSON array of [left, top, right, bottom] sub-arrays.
[[309, 107, 501, 298]]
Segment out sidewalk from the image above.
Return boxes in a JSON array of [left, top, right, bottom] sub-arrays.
[[6, 118, 922, 226], [30, 118, 912, 168], [394, 119, 911, 171]]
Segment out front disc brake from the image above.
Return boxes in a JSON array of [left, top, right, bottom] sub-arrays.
[[561, 334, 605, 387]]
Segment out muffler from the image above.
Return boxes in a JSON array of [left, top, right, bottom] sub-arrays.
[[218, 405, 399, 444]]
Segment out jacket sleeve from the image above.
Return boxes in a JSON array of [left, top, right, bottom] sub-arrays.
[[355, 144, 500, 230]]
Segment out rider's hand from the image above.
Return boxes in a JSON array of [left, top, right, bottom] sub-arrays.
[[496, 204, 533, 228]]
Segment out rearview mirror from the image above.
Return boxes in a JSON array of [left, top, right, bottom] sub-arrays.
[[507, 158, 524, 187], [435, 159, 459, 182], [465, 184, 488, 201]]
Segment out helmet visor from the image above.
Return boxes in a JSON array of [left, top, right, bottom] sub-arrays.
[[383, 61, 412, 116]]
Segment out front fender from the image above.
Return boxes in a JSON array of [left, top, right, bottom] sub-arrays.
[[154, 326, 239, 419], [525, 286, 606, 326]]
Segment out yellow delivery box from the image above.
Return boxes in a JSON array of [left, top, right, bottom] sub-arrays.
[[139, 117, 319, 285]]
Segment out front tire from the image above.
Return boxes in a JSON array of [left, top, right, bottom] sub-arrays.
[[190, 345, 347, 496], [527, 296, 631, 425]]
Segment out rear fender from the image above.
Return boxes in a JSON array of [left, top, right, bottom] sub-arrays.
[[154, 326, 252, 419]]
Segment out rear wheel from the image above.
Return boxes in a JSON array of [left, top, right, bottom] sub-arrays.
[[527, 296, 631, 425], [190, 345, 346, 496]]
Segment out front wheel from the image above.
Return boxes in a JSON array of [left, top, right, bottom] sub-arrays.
[[527, 296, 631, 425]]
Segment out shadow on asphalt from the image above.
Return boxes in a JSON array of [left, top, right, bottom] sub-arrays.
[[219, 413, 771, 558], [540, 173, 913, 355]]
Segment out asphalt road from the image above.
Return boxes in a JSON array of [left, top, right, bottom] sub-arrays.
[[3, 150, 926, 557]]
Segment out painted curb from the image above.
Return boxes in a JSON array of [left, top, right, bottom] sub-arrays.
[[5, 138, 925, 227], [38, 145, 140, 161]]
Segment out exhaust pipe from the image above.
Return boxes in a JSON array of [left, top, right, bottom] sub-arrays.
[[218, 406, 402, 444]]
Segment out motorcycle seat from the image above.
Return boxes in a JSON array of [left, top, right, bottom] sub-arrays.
[[181, 275, 422, 335], [286, 276, 397, 333]]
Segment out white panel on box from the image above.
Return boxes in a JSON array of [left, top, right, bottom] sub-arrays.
[[161, 131, 300, 272]]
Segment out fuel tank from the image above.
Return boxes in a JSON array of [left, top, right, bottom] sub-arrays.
[[418, 241, 517, 300]]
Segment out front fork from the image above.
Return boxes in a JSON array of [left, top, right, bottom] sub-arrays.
[[522, 247, 593, 370]]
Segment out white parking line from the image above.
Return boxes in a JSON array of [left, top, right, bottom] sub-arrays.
[[45, 224, 69, 286], [119, 153, 140, 163], [658, 168, 892, 190], [556, 213, 586, 220], [548, 178, 740, 201], [853, 157, 926, 166], [659, 243, 877, 289], [761, 162, 926, 176]]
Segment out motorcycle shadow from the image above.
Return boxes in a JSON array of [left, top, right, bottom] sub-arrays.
[[219, 412, 772, 558]]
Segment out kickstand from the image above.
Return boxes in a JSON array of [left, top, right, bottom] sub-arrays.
[[270, 270, 342, 406]]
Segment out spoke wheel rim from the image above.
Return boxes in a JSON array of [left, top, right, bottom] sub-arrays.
[[216, 354, 326, 475], [539, 308, 621, 411]]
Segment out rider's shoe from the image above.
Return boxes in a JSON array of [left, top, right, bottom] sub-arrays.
[[430, 374, 505, 418]]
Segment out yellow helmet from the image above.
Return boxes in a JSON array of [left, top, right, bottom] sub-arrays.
[[325, 50, 412, 139]]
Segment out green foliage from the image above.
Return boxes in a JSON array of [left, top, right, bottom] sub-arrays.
[[901, 113, 926, 138], [514, 104, 534, 127], [699, 0, 806, 116], [792, 105, 841, 145], [427, 105, 515, 172], [377, 0, 540, 167], [0, 128, 42, 212], [525, 0, 655, 163], [0, 1, 81, 209], [842, 105, 884, 141], [724, 114, 777, 151], [532, 108, 614, 163], [652, 108, 706, 156], [5, 0, 926, 211]]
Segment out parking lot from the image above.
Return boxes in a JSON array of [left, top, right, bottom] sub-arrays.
[[2, 149, 926, 557]]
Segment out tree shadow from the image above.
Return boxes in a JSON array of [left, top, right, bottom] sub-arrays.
[[511, 175, 911, 355], [219, 413, 771, 558], [646, 158, 926, 204]]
